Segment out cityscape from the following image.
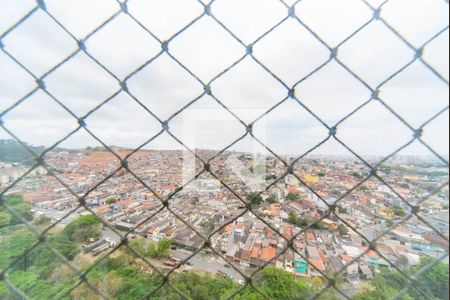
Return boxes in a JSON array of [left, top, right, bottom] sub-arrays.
[[0, 140, 448, 299], [0, 0, 449, 299]]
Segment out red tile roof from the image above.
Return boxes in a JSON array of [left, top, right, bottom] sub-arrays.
[[260, 246, 277, 262]]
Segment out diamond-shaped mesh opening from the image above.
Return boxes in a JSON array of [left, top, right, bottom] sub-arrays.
[[83, 92, 162, 153], [338, 20, 415, 87], [211, 0, 288, 44], [1, 9, 78, 77], [0, 242, 81, 299], [337, 100, 414, 165], [44, 0, 119, 40], [420, 110, 450, 161], [380, 0, 449, 47], [295, 61, 373, 127], [127, 53, 205, 122], [2, 90, 79, 152], [85, 14, 161, 79], [295, 0, 373, 47], [0, 51, 36, 113], [380, 61, 449, 128], [422, 29, 449, 81], [253, 18, 330, 86], [170, 16, 245, 82], [292, 139, 372, 202], [128, 0, 204, 42], [0, 0, 448, 299], [211, 57, 288, 120], [44, 52, 120, 117]]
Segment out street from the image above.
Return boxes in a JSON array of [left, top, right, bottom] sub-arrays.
[[173, 250, 245, 283]]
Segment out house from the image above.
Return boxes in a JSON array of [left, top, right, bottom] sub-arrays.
[[172, 228, 204, 252], [259, 246, 277, 265]]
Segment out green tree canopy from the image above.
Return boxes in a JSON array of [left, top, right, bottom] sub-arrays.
[[393, 206, 407, 217], [0, 195, 33, 227], [106, 197, 118, 205], [148, 239, 173, 258], [246, 192, 264, 205], [286, 193, 300, 202], [339, 224, 349, 236], [63, 214, 102, 243]]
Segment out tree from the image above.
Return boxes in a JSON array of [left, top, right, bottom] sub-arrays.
[[246, 192, 263, 206], [255, 267, 311, 299], [393, 206, 406, 217], [288, 212, 300, 226], [156, 239, 172, 258], [338, 224, 349, 236], [265, 174, 276, 181], [106, 198, 118, 205], [199, 218, 216, 233], [288, 213, 316, 229], [34, 215, 51, 225], [0, 139, 44, 165], [286, 193, 300, 202], [0, 211, 12, 228], [353, 172, 363, 179], [149, 239, 173, 258], [1, 196, 33, 225], [354, 257, 449, 300], [63, 215, 102, 243], [266, 195, 277, 204], [400, 183, 410, 189], [397, 255, 410, 271], [311, 220, 326, 230], [337, 205, 348, 214], [129, 238, 148, 257], [385, 219, 394, 228], [360, 186, 369, 192], [411, 257, 449, 300]]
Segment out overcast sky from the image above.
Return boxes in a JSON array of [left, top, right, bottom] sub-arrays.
[[0, 0, 448, 158]]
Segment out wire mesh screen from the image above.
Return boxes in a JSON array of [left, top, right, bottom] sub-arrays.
[[0, 0, 449, 299]]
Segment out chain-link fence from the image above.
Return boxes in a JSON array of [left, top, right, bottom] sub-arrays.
[[0, 0, 449, 299]]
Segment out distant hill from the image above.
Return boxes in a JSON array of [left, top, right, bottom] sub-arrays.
[[0, 139, 45, 165]]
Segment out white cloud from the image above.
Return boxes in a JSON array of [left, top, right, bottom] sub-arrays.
[[0, 0, 448, 158]]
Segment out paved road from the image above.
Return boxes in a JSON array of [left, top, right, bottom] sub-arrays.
[[38, 208, 245, 282], [173, 250, 245, 283], [37, 207, 81, 225]]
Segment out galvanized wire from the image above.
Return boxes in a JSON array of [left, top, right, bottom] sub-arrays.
[[0, 0, 449, 299]]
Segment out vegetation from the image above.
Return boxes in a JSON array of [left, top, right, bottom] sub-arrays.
[[337, 205, 348, 214], [338, 224, 349, 236], [63, 214, 102, 243], [0, 195, 33, 228], [106, 198, 118, 205], [0, 139, 45, 165], [393, 206, 407, 218], [33, 215, 51, 226], [0, 200, 448, 300], [199, 217, 216, 233], [246, 192, 263, 206], [265, 174, 277, 181], [385, 219, 394, 228], [266, 195, 277, 204], [379, 165, 449, 177], [148, 239, 173, 259], [353, 172, 364, 179], [287, 212, 326, 230], [286, 192, 300, 202], [354, 257, 449, 300]]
